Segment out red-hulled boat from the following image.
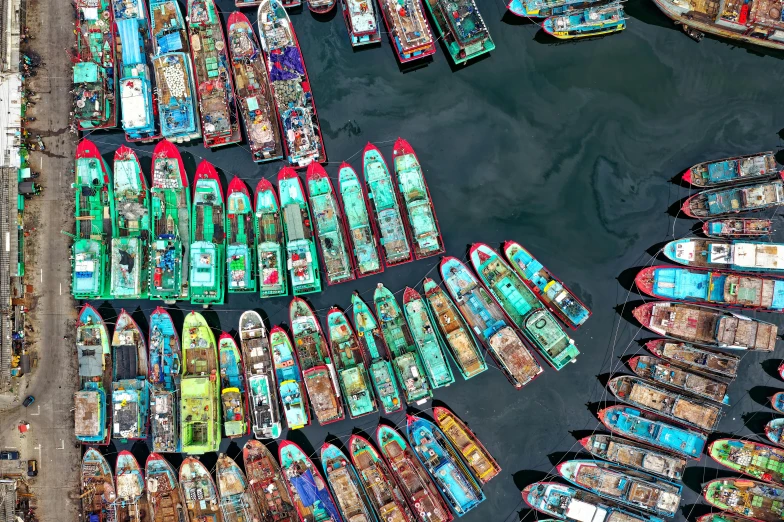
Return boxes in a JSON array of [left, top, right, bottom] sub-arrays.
[[308, 0, 337, 14], [702, 218, 773, 239], [377, 0, 436, 63]]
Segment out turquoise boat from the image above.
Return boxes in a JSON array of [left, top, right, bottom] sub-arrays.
[[403, 287, 455, 389], [542, 2, 626, 39], [338, 162, 384, 277], [219, 333, 249, 438], [504, 240, 591, 330], [270, 325, 310, 429], [599, 405, 706, 460], [375, 283, 432, 405], [327, 307, 378, 418], [684, 152, 780, 188], [507, 0, 596, 18], [255, 178, 288, 298], [393, 138, 444, 259], [767, 418, 784, 447], [226, 176, 257, 293], [74, 304, 111, 445], [111, 310, 149, 442], [115, 451, 148, 522], [189, 160, 225, 307], [279, 441, 342, 521], [321, 443, 378, 521], [279, 167, 321, 295], [682, 179, 784, 218], [470, 243, 579, 370], [148, 306, 181, 453], [352, 292, 403, 414], [423, 0, 494, 64], [407, 415, 485, 516]]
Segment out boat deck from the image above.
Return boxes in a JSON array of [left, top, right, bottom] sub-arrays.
[[150, 388, 178, 452], [304, 369, 342, 423], [650, 363, 727, 403], [488, 326, 541, 387], [326, 466, 367, 520], [717, 315, 777, 351], [621, 378, 720, 430], [605, 440, 674, 477], [658, 341, 739, 376], [310, 189, 352, 283], [387, 0, 431, 50], [702, 182, 784, 215], [75, 391, 102, 438], [573, 465, 679, 514], [353, 450, 407, 521]]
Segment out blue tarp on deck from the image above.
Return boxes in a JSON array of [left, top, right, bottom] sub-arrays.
[[117, 19, 143, 66]]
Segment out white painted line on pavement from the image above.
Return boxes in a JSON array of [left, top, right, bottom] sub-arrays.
[[57, 440, 64, 450], [34, 444, 41, 460], [59, 283, 62, 295], [30, 405, 40, 416], [39, 157, 42, 170], [39, 269, 42, 283]]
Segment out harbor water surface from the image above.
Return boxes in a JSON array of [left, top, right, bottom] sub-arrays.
[[89, 1, 784, 520]]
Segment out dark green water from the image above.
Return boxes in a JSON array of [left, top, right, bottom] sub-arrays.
[[90, 0, 784, 520]]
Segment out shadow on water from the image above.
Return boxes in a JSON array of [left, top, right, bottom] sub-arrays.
[[669, 170, 690, 187], [762, 359, 783, 380], [742, 410, 775, 435], [444, 51, 492, 74], [612, 300, 643, 327], [500, 10, 536, 26], [749, 385, 780, 408], [616, 266, 645, 293], [681, 503, 714, 520], [646, 240, 670, 258], [681, 465, 733, 494], [310, 5, 339, 23], [547, 450, 587, 466], [397, 56, 434, 75], [512, 469, 551, 491], [224, 439, 243, 461], [95, 302, 118, 329], [131, 306, 149, 335], [596, 372, 617, 389], [287, 429, 320, 463], [666, 197, 687, 219], [622, 0, 679, 30], [586, 401, 618, 418], [569, 429, 601, 442]]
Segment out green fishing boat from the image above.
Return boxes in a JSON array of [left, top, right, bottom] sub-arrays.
[[254, 178, 288, 298], [708, 439, 784, 485], [149, 139, 190, 303], [338, 162, 383, 277], [423, 278, 487, 380], [423, 0, 494, 64], [110, 146, 150, 299], [180, 311, 220, 454], [219, 332, 249, 438], [190, 160, 226, 307], [278, 168, 321, 295], [363, 143, 413, 266], [403, 287, 455, 389], [352, 293, 403, 414], [226, 176, 256, 293], [393, 138, 444, 259], [326, 307, 377, 419], [702, 478, 784, 522], [470, 243, 579, 370], [374, 283, 431, 404], [72, 139, 115, 300], [307, 163, 355, 286]]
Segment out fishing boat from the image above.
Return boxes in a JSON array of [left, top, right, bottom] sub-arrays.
[[440, 256, 543, 388], [81, 448, 116, 521], [219, 333, 249, 437], [598, 405, 707, 460], [180, 458, 222, 521], [767, 419, 784, 447], [662, 238, 784, 272], [148, 307, 181, 453], [522, 481, 667, 522], [71, 139, 114, 300], [149, 0, 201, 142], [423, 0, 493, 63], [226, 177, 256, 293], [608, 375, 722, 432], [352, 292, 404, 414], [632, 301, 778, 351], [703, 218, 773, 239], [338, 162, 384, 277], [189, 160, 225, 307], [772, 392, 784, 414], [307, 163, 355, 286], [407, 415, 485, 516], [376, 425, 454, 522], [112, 310, 149, 441], [684, 152, 780, 188], [279, 168, 321, 295], [543, 3, 626, 39], [422, 278, 487, 380], [75, 304, 111, 445], [504, 240, 591, 330], [257, 0, 327, 167], [636, 265, 784, 313], [709, 439, 784, 485], [239, 310, 283, 439], [226, 11, 283, 163], [627, 355, 729, 405], [363, 143, 413, 266], [149, 139, 190, 302], [327, 307, 378, 418], [375, 283, 432, 405], [341, 0, 382, 47], [217, 454, 265, 522], [702, 478, 784, 522], [403, 287, 454, 389], [270, 325, 310, 429], [255, 178, 288, 297], [433, 406, 500, 484], [348, 435, 416, 521], [697, 515, 748, 522], [243, 440, 298, 521], [111, 146, 150, 299], [321, 443, 378, 521], [279, 441, 343, 522], [180, 311, 220, 454], [579, 434, 687, 481], [470, 243, 579, 370], [116, 451, 149, 522], [113, 0, 160, 142], [682, 179, 784, 218], [73, 0, 117, 130], [290, 297, 345, 425], [645, 339, 740, 379], [187, 0, 242, 148], [378, 0, 436, 62], [557, 460, 681, 517], [145, 453, 187, 522], [308, 0, 337, 13]]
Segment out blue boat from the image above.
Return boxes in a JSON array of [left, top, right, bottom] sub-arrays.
[[148, 307, 181, 452], [320, 443, 378, 521], [663, 238, 784, 273], [542, 2, 626, 39], [766, 418, 784, 447], [149, 0, 201, 142], [407, 414, 485, 517], [270, 326, 310, 430], [684, 152, 779, 188], [599, 406, 706, 460], [507, 0, 597, 19], [75, 304, 111, 445], [279, 441, 343, 522], [111, 310, 150, 442], [113, 0, 160, 142], [682, 179, 784, 218]]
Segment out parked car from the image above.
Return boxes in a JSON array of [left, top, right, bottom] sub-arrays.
[[0, 451, 20, 460], [27, 459, 37, 477], [22, 395, 34, 407]]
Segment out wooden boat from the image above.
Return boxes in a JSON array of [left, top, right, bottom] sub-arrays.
[[115, 450, 150, 522], [702, 478, 784, 522], [217, 454, 265, 522], [279, 441, 343, 521], [433, 406, 500, 484], [145, 453, 187, 522], [632, 301, 778, 351], [684, 152, 780, 188], [255, 178, 288, 298], [339, 162, 384, 278], [682, 179, 784, 218], [320, 443, 378, 521], [542, 3, 626, 39], [627, 354, 729, 404], [703, 218, 773, 239], [403, 287, 455, 389], [226, 176, 257, 293], [243, 440, 297, 521], [377, 0, 436, 62], [709, 439, 784, 485], [696, 515, 748, 522], [180, 457, 222, 521], [580, 434, 687, 481], [111, 310, 149, 441], [341, 0, 382, 47], [219, 332, 249, 438], [645, 339, 740, 379], [81, 448, 116, 521], [270, 325, 310, 429]]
